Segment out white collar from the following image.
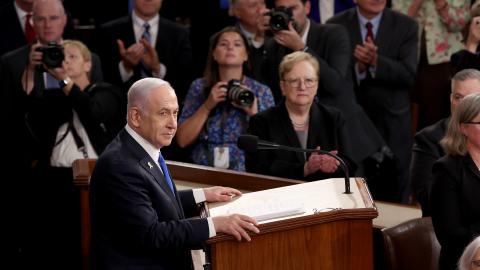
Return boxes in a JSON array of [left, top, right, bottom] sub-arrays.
[[301, 19, 310, 44], [125, 124, 160, 163], [132, 10, 159, 28]]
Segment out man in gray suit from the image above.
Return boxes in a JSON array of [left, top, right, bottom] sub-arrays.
[[328, 0, 419, 202]]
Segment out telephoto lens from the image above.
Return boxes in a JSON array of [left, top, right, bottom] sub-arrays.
[[227, 79, 255, 107]]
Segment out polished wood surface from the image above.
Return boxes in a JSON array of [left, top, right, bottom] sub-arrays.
[[210, 219, 373, 270]]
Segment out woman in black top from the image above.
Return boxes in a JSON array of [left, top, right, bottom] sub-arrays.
[[431, 92, 480, 270]]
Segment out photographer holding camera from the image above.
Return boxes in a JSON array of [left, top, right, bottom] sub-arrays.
[[176, 27, 274, 172], [0, 0, 106, 268]]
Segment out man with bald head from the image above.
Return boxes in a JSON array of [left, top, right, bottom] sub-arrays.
[[411, 68, 480, 216], [89, 78, 259, 270]]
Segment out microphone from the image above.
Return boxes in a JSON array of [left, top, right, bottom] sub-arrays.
[[238, 135, 351, 194]]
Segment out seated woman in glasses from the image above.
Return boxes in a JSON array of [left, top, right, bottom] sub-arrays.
[[245, 51, 356, 181], [430, 92, 480, 270]]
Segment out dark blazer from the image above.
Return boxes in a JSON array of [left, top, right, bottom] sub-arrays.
[[262, 20, 384, 162], [90, 129, 209, 270], [246, 100, 355, 181], [0, 2, 26, 57], [97, 14, 193, 103], [410, 117, 448, 217], [450, 49, 480, 76], [430, 154, 480, 270]]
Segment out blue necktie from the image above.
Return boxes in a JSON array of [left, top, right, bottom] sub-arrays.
[[158, 152, 175, 196]]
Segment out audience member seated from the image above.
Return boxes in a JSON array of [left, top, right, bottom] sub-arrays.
[[451, 2, 480, 75], [246, 51, 355, 180], [411, 69, 480, 217], [176, 27, 274, 171], [96, 0, 193, 103], [328, 0, 418, 203], [458, 236, 480, 270], [430, 92, 480, 270]]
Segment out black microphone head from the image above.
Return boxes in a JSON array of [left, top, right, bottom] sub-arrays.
[[237, 135, 259, 153]]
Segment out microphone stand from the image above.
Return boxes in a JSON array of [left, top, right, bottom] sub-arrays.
[[259, 143, 351, 194]]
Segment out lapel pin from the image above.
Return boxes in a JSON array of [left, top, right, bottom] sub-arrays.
[[147, 161, 153, 169]]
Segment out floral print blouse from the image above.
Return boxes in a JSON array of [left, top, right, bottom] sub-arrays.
[[393, 0, 470, 65], [179, 76, 275, 171]]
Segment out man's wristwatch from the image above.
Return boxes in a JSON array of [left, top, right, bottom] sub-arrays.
[[58, 77, 71, 89]]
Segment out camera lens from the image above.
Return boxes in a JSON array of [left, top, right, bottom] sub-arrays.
[[269, 7, 292, 32], [270, 13, 289, 31], [227, 80, 255, 107]]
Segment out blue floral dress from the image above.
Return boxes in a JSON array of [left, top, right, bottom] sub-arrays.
[[179, 77, 275, 171]]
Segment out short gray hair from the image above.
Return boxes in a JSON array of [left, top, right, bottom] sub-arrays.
[[33, 0, 65, 16], [127, 78, 170, 113], [458, 236, 480, 270], [452, 69, 480, 92], [441, 92, 480, 155]]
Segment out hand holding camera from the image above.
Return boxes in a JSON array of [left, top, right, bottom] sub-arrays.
[[204, 80, 256, 113]]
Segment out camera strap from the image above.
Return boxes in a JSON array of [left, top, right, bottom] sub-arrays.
[[68, 118, 88, 158]]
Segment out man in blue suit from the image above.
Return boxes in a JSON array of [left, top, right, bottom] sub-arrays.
[[89, 78, 259, 270]]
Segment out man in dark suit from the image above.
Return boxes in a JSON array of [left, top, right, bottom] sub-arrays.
[[411, 69, 480, 216], [97, 0, 193, 104], [327, 0, 418, 202], [261, 0, 385, 171], [89, 78, 259, 270], [0, 0, 34, 56]]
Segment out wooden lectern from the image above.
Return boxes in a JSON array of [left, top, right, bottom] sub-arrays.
[[205, 178, 377, 270], [73, 159, 377, 270]]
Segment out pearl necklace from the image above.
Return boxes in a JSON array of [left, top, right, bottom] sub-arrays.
[[291, 117, 309, 129]]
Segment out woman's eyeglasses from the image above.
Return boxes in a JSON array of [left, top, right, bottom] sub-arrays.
[[282, 77, 318, 88]]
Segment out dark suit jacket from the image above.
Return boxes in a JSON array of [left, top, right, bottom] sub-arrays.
[[0, 2, 26, 57], [410, 118, 448, 217], [97, 14, 193, 103], [430, 154, 480, 270], [450, 49, 480, 76], [246, 100, 355, 181], [262, 20, 384, 162], [90, 129, 209, 270]]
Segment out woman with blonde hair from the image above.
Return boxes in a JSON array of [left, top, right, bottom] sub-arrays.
[[246, 51, 355, 180], [458, 236, 480, 270], [431, 92, 480, 270]]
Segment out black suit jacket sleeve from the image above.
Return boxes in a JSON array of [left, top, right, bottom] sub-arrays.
[[410, 119, 447, 216], [374, 16, 418, 87], [306, 23, 351, 101]]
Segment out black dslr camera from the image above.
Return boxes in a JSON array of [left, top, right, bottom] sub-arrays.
[[226, 80, 255, 107], [35, 42, 64, 69], [268, 6, 293, 31]]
